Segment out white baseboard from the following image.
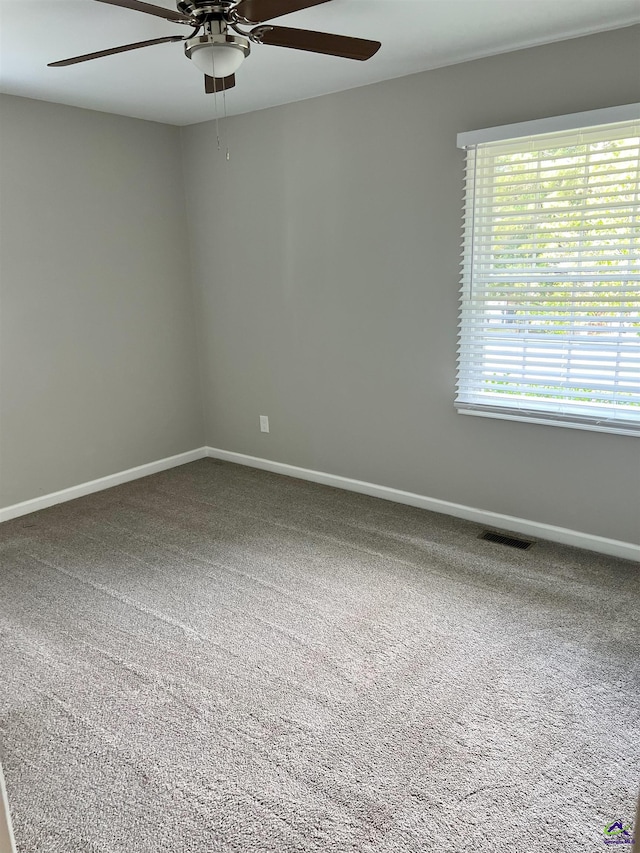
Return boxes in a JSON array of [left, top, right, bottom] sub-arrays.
[[0, 448, 207, 523], [205, 447, 640, 563], [2, 445, 637, 562]]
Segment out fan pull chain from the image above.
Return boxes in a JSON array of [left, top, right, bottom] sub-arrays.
[[211, 54, 221, 151], [209, 52, 229, 160], [214, 94, 221, 152], [223, 86, 230, 160]]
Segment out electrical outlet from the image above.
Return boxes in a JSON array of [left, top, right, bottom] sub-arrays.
[[259, 415, 269, 433]]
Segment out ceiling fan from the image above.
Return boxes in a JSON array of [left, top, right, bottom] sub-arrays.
[[48, 0, 382, 94]]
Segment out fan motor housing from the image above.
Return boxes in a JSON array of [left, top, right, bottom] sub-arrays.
[[185, 32, 250, 52], [178, 1, 232, 18]]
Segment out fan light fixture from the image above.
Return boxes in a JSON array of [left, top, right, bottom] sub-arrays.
[[185, 34, 250, 79]]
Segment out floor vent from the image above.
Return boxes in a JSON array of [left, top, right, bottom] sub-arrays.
[[478, 530, 534, 550]]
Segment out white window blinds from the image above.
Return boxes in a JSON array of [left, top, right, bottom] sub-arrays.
[[457, 115, 640, 435]]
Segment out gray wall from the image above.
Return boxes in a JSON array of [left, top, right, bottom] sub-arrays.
[[181, 26, 640, 544], [0, 95, 204, 506]]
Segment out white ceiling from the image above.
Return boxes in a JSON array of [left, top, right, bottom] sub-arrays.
[[1, 0, 639, 125]]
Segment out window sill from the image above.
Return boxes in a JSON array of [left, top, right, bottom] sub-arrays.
[[456, 406, 640, 437]]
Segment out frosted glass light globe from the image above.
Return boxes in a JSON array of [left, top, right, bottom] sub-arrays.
[[190, 43, 246, 78]]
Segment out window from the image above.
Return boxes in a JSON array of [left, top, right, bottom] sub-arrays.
[[456, 105, 640, 436]]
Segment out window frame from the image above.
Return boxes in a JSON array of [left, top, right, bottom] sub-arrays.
[[456, 104, 640, 437]]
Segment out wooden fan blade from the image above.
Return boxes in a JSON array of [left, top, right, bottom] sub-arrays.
[[234, 0, 331, 25], [251, 26, 381, 60], [48, 35, 184, 67], [205, 74, 236, 93], [93, 0, 195, 24]]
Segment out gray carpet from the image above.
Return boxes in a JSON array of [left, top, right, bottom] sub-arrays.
[[0, 458, 638, 852]]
